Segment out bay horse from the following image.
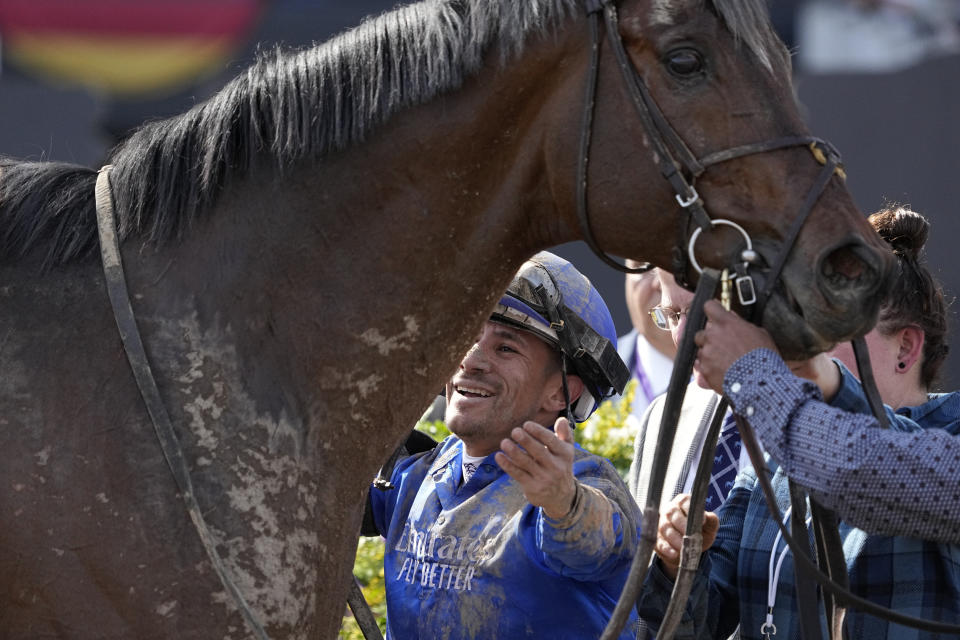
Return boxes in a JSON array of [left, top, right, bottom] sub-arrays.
[[0, 0, 892, 638]]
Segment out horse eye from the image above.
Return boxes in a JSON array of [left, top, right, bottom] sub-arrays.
[[665, 48, 704, 77]]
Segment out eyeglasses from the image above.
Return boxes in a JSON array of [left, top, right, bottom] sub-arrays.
[[649, 306, 687, 331]]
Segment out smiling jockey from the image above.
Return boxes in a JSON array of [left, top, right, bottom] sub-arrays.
[[366, 251, 642, 639]]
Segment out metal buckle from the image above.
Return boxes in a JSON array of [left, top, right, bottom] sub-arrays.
[[736, 275, 757, 306], [675, 186, 700, 208], [688, 219, 758, 306], [760, 621, 777, 640]]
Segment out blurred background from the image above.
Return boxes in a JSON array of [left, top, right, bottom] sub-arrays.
[[1, 0, 958, 387]]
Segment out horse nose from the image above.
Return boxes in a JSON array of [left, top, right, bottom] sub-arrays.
[[817, 239, 893, 305]]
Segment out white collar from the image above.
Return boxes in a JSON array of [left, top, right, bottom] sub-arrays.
[[634, 333, 674, 394]]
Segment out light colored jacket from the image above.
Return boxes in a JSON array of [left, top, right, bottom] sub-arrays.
[[627, 382, 720, 512]]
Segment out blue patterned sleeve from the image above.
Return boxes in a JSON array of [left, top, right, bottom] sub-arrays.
[[828, 359, 914, 429], [723, 349, 960, 544]]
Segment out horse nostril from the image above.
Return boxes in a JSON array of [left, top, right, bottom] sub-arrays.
[[820, 243, 875, 290]]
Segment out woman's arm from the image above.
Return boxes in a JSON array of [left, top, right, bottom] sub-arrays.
[[724, 348, 960, 543]]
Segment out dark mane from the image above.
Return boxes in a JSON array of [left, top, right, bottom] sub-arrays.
[[0, 0, 783, 268]]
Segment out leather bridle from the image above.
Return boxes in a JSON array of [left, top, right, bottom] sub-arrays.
[[576, 0, 844, 295], [578, 2, 960, 639]]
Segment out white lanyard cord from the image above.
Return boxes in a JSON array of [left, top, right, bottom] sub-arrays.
[[764, 506, 812, 639]]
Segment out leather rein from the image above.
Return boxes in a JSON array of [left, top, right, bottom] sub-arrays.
[[94, 167, 270, 640], [577, 3, 960, 639]]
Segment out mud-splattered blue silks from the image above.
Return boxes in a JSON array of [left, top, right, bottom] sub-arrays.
[[369, 435, 642, 639], [637, 350, 960, 639]]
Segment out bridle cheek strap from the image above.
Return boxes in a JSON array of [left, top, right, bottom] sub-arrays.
[[577, 0, 847, 295]]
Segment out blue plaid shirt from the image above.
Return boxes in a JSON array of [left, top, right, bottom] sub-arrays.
[[637, 349, 960, 639]]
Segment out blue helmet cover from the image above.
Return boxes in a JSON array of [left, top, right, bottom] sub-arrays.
[[491, 251, 629, 421], [531, 252, 620, 348]]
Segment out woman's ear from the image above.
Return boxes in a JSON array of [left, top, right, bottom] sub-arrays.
[[896, 325, 925, 374]]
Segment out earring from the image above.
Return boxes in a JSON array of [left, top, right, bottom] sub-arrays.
[[898, 362, 906, 370]]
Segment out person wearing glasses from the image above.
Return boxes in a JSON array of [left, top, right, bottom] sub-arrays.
[[626, 269, 748, 528], [616, 264, 677, 421], [625, 268, 749, 637]]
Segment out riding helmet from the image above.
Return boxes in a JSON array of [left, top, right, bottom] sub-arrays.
[[490, 251, 629, 422]]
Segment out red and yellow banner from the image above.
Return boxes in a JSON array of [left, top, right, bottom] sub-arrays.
[[0, 0, 265, 96]]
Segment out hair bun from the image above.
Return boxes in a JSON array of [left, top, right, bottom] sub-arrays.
[[869, 206, 929, 260]]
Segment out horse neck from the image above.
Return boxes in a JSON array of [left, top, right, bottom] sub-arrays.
[[317, 41, 583, 261], [291, 45, 583, 415], [123, 25, 588, 466]]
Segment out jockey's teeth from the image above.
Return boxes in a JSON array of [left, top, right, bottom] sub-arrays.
[[457, 386, 490, 398]]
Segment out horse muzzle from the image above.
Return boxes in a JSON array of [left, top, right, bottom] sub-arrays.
[[756, 237, 894, 359], [817, 238, 894, 311]]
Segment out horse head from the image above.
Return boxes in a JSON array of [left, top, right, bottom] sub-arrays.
[[544, 0, 893, 359]]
